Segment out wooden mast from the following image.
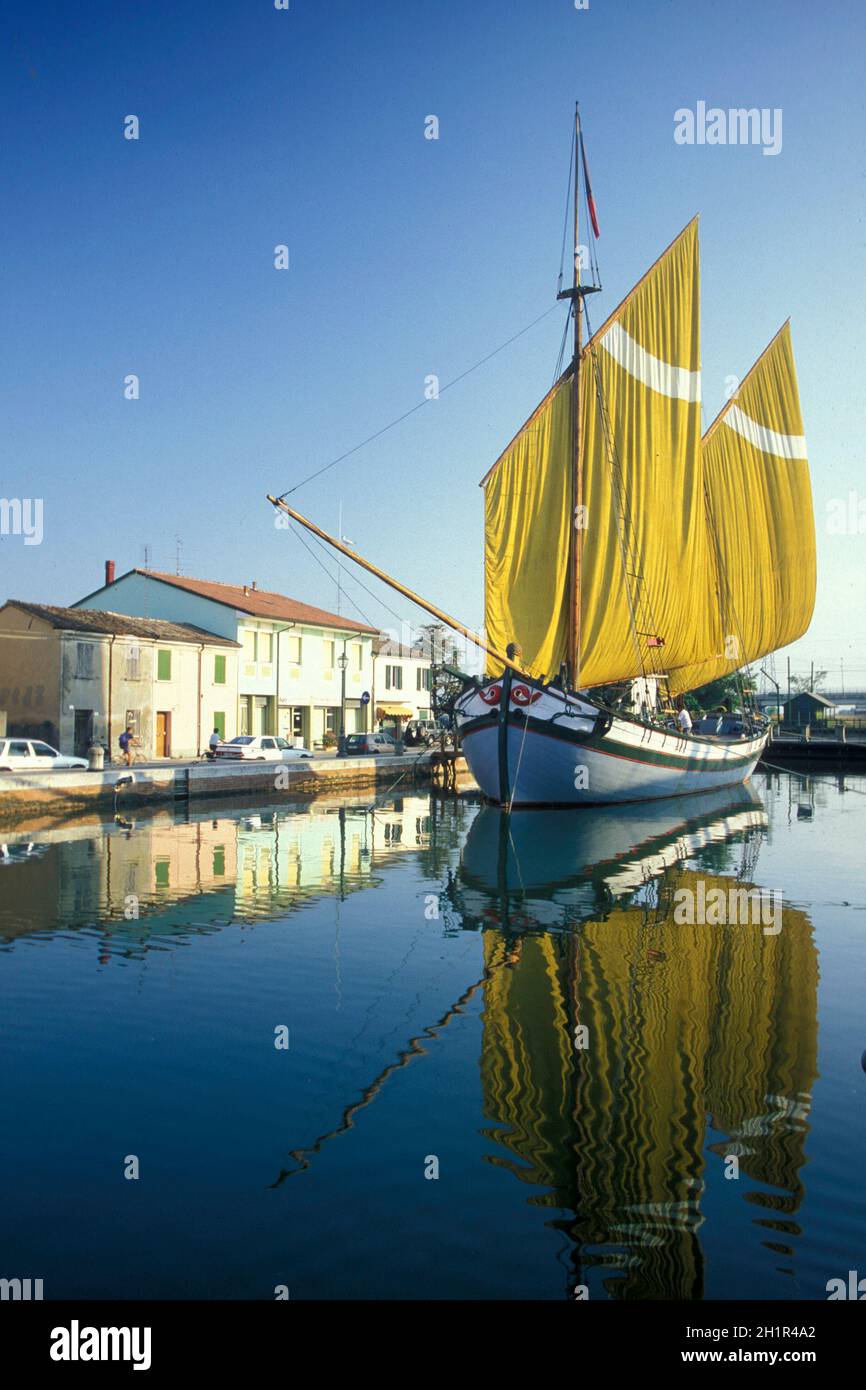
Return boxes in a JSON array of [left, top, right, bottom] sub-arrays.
[[562, 105, 584, 690], [266, 496, 530, 678], [572, 107, 584, 690]]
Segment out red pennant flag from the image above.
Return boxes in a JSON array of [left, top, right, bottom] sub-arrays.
[[581, 133, 600, 239]]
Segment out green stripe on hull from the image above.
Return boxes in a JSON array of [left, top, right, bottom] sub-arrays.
[[460, 711, 764, 775]]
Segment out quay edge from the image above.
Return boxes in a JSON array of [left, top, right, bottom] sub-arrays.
[[0, 753, 466, 827]]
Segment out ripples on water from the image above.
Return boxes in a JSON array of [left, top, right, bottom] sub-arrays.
[[0, 770, 864, 1299]]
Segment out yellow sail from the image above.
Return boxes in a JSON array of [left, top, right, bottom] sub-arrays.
[[482, 218, 715, 686], [668, 322, 815, 696], [578, 217, 713, 687], [482, 374, 573, 680]]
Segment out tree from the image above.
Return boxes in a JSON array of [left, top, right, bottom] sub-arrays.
[[790, 669, 827, 695], [690, 668, 757, 712], [416, 622, 465, 718]]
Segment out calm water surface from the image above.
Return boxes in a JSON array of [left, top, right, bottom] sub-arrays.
[[1, 769, 864, 1299]]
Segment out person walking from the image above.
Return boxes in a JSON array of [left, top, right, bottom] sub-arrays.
[[207, 727, 221, 760]]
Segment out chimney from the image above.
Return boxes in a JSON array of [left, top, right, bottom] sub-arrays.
[[105, 560, 116, 586], [243, 584, 249, 597], [251, 580, 258, 591]]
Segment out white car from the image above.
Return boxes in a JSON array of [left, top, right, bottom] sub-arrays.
[[0, 738, 89, 772], [214, 735, 314, 762]]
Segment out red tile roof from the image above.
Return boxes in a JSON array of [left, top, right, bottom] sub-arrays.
[[133, 570, 378, 634]]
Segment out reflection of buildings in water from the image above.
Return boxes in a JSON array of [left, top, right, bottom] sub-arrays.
[[464, 788, 818, 1300], [0, 794, 440, 953]]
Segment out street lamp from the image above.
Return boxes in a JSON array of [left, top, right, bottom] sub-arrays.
[[337, 647, 349, 756]]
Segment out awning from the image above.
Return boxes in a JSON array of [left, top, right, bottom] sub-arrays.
[[376, 702, 413, 718]]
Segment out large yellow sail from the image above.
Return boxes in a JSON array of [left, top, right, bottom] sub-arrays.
[[482, 374, 573, 680], [482, 219, 715, 686], [668, 322, 815, 696], [577, 217, 713, 687]]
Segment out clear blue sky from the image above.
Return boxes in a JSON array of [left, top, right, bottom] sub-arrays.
[[2, 0, 864, 687]]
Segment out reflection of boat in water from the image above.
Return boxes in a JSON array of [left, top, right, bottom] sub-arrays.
[[454, 783, 818, 1299], [459, 782, 768, 931]]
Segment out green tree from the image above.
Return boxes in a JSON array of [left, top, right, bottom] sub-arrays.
[[790, 669, 827, 694], [416, 623, 465, 717]]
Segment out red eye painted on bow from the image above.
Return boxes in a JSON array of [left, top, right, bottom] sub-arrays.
[[510, 684, 542, 706], [479, 685, 502, 705]]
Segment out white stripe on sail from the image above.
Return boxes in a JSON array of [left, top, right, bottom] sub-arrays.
[[599, 321, 701, 403], [723, 405, 807, 460]]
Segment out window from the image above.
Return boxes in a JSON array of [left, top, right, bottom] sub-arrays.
[[242, 629, 257, 661], [75, 642, 95, 678], [287, 634, 302, 664], [323, 639, 335, 668], [292, 708, 304, 738], [9, 741, 30, 757], [259, 633, 272, 663], [261, 738, 276, 750], [30, 742, 56, 758], [385, 664, 402, 690], [417, 667, 432, 691], [157, 649, 171, 681], [324, 708, 337, 733], [239, 695, 251, 734], [125, 710, 141, 739], [126, 645, 141, 680], [351, 642, 363, 672], [214, 654, 226, 685], [275, 737, 290, 750]]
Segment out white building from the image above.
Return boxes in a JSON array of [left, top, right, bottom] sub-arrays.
[[372, 634, 434, 730], [74, 565, 378, 748]]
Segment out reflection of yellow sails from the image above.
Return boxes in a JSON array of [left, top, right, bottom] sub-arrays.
[[479, 868, 818, 1299]]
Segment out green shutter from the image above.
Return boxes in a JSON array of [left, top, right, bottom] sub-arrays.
[[157, 649, 171, 681], [213, 711, 226, 739], [214, 654, 226, 685]]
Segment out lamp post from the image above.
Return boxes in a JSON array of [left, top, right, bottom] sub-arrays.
[[337, 646, 349, 756]]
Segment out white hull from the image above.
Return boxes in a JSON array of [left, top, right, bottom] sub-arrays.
[[454, 678, 767, 807]]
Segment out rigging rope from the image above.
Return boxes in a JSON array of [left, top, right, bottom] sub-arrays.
[[277, 302, 561, 500]]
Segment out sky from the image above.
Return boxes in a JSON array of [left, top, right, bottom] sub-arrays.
[[1, 0, 864, 689]]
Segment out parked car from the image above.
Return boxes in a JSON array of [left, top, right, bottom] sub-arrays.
[[214, 736, 314, 762], [0, 738, 88, 772], [406, 719, 445, 746], [344, 731, 397, 756]]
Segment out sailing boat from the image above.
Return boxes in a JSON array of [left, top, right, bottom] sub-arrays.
[[269, 108, 816, 807]]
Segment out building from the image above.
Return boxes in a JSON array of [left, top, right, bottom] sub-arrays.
[[73, 565, 378, 748], [780, 691, 837, 726], [0, 601, 239, 757], [372, 634, 434, 731]]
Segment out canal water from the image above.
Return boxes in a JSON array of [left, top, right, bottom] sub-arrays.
[[1, 770, 864, 1300]]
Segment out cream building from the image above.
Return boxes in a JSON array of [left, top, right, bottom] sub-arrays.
[[0, 601, 239, 758], [372, 634, 434, 730], [73, 566, 379, 748]]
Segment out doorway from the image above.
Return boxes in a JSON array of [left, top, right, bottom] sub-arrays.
[[73, 709, 94, 757], [156, 711, 171, 757]]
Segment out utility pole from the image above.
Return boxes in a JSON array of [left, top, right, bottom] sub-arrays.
[[787, 656, 791, 711]]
